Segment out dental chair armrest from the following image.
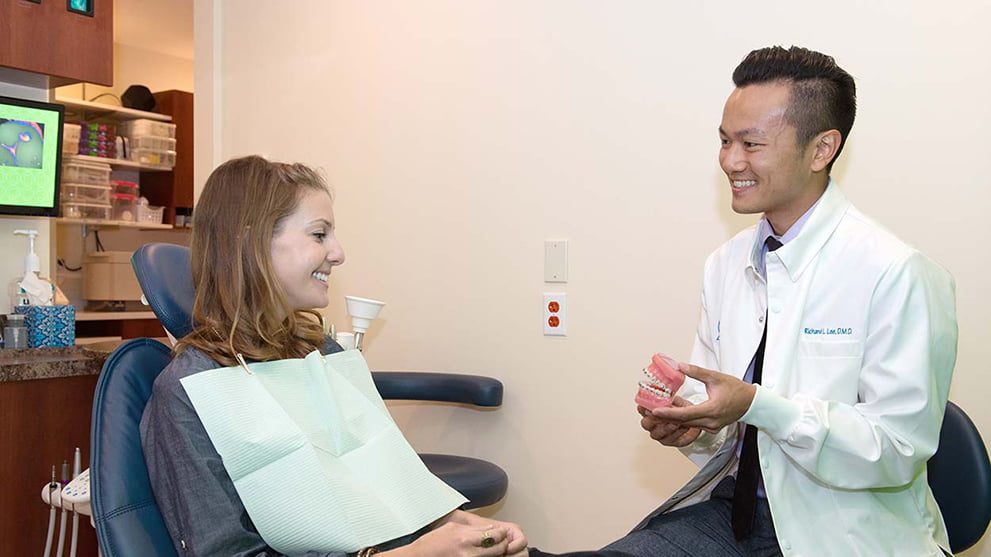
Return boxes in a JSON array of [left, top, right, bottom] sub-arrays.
[[371, 372, 503, 407]]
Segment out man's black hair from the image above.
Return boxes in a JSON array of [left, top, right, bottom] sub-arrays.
[[733, 46, 856, 170]]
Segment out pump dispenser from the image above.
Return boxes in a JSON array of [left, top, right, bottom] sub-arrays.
[[9, 229, 54, 307], [15, 229, 40, 275]]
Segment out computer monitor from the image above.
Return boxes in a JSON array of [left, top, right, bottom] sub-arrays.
[[0, 95, 64, 217]]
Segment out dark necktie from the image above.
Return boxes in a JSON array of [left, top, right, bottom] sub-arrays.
[[732, 235, 782, 540]]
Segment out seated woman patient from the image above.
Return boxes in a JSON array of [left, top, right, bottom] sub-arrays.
[[140, 155, 631, 557]]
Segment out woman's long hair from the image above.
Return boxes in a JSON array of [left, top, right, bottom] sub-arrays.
[[176, 155, 330, 366]]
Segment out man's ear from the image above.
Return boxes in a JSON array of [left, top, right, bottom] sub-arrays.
[[810, 129, 842, 172]]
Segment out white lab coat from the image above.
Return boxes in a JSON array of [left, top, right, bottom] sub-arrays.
[[642, 183, 958, 556]]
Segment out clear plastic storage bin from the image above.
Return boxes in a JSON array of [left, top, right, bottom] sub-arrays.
[[111, 180, 139, 196], [60, 183, 111, 205], [81, 122, 117, 137], [61, 161, 112, 186], [118, 119, 176, 139], [63, 123, 81, 142], [111, 193, 138, 222], [78, 143, 117, 158], [62, 123, 81, 154], [128, 135, 177, 151], [127, 148, 176, 168], [61, 202, 112, 220], [63, 138, 80, 155]]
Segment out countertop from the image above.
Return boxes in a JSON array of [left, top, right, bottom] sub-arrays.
[[76, 311, 158, 321], [0, 339, 168, 382]]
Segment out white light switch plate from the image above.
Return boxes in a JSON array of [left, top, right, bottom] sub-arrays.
[[544, 240, 568, 283]]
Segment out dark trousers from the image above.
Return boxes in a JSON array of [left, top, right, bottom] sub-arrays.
[[599, 476, 781, 557], [529, 551, 636, 557]]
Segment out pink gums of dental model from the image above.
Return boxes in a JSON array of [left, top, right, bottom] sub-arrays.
[[635, 353, 687, 411]]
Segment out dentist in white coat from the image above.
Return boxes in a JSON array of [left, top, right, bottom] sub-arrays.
[[607, 47, 958, 557]]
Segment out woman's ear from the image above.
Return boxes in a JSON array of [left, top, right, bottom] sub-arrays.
[[810, 130, 842, 172]]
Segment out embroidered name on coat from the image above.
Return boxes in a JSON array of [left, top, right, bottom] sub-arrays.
[[803, 327, 853, 335]]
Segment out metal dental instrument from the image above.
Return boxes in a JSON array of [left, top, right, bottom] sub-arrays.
[[69, 448, 81, 557], [43, 466, 58, 557], [55, 461, 69, 557]]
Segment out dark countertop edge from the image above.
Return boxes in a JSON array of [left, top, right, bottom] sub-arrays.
[[0, 345, 114, 383]]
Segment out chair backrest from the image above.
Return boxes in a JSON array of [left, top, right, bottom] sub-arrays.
[[90, 338, 178, 557], [132, 243, 195, 339], [928, 401, 991, 553]]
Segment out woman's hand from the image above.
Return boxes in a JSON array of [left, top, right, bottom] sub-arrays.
[[382, 521, 512, 556], [442, 510, 528, 554], [380, 510, 528, 556]]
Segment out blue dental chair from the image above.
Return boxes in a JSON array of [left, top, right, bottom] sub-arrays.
[[89, 242, 508, 555], [91, 338, 176, 557], [928, 401, 991, 553]]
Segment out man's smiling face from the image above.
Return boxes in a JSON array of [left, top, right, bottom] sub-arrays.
[[718, 81, 823, 234]]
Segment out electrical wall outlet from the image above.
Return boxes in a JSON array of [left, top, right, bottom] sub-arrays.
[[543, 292, 567, 336]]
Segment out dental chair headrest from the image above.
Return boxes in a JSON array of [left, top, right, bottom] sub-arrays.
[[132, 243, 195, 340]]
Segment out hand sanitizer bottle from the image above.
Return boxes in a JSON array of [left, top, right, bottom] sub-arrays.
[[8, 229, 53, 307]]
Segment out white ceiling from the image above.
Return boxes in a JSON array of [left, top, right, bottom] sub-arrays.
[[114, 0, 194, 60]]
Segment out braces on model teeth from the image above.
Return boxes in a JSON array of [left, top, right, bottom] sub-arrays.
[[634, 352, 687, 411], [638, 368, 673, 399]]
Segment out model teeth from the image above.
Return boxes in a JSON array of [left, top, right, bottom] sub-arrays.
[[639, 368, 672, 398], [733, 180, 756, 188], [638, 381, 672, 398], [312, 271, 328, 283]]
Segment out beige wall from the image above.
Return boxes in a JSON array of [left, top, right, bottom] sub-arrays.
[[56, 42, 194, 102], [196, 1, 991, 554]]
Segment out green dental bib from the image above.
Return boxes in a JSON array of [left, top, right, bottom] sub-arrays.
[[180, 349, 467, 554]]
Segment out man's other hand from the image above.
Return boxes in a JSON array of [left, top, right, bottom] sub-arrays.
[[648, 363, 756, 432], [638, 396, 702, 447]]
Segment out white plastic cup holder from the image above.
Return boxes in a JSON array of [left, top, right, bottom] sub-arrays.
[[344, 296, 385, 334]]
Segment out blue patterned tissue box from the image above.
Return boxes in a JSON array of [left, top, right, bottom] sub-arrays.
[[14, 305, 76, 348]]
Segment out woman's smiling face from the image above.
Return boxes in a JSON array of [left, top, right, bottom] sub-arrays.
[[270, 189, 345, 310]]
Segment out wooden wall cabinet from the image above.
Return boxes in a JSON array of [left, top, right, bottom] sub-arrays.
[[0, 0, 113, 86], [139, 90, 194, 225]]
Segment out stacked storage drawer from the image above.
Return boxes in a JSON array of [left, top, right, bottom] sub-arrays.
[[79, 122, 117, 158], [60, 160, 112, 220], [119, 119, 176, 168]]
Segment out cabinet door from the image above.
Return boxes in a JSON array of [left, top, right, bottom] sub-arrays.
[[0, 1, 113, 86], [139, 90, 194, 224], [0, 375, 101, 556]]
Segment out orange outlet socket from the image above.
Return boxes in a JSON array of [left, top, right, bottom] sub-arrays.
[[543, 293, 567, 336]]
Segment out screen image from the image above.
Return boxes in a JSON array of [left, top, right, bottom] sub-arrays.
[[0, 96, 64, 217], [0, 119, 45, 168]]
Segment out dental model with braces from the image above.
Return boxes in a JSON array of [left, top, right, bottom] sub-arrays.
[[635, 353, 687, 411]]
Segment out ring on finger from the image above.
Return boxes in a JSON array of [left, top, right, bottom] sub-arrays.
[[481, 531, 496, 548]]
